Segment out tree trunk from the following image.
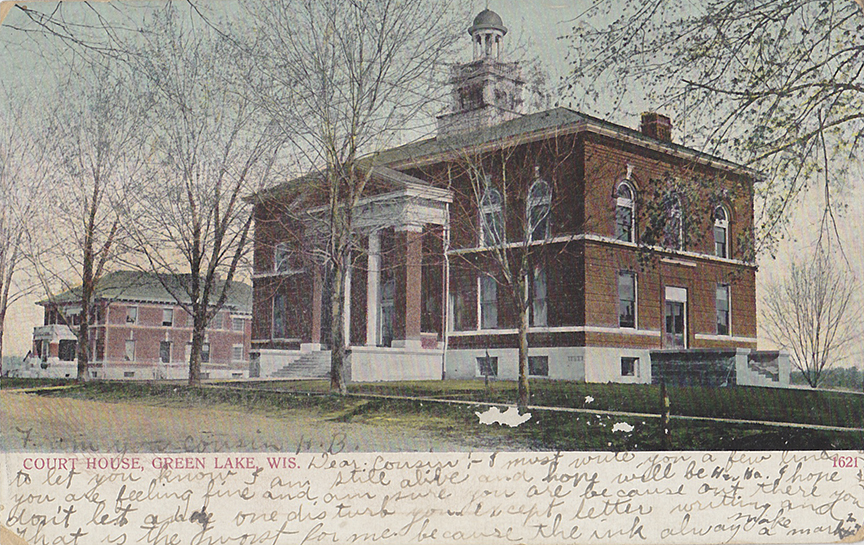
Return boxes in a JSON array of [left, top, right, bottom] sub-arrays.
[[0, 311, 5, 376], [329, 257, 348, 395], [76, 302, 92, 382], [517, 304, 530, 410], [77, 260, 93, 383], [189, 313, 205, 387], [516, 269, 530, 410]]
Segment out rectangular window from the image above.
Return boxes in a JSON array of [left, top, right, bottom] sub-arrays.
[[232, 344, 244, 362], [714, 226, 728, 258], [716, 284, 730, 335], [124, 371, 135, 378], [162, 308, 174, 327], [529, 356, 549, 377], [126, 306, 138, 324], [272, 292, 286, 338], [476, 356, 498, 377], [58, 340, 76, 362], [232, 317, 245, 332], [274, 243, 291, 273], [159, 341, 171, 364], [618, 271, 636, 328], [450, 287, 471, 332], [615, 205, 633, 242], [621, 357, 638, 377], [201, 343, 210, 364], [482, 211, 503, 246], [531, 266, 547, 327], [480, 275, 498, 329], [124, 340, 135, 362]]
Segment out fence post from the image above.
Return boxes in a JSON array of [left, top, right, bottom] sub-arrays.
[[660, 379, 672, 449]]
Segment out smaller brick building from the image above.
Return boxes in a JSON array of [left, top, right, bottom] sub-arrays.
[[12, 271, 251, 380]]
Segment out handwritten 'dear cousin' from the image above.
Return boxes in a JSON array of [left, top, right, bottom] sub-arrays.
[[4, 451, 862, 545]]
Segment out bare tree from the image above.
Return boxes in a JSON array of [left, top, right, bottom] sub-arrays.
[[243, 0, 468, 394], [29, 59, 146, 382], [566, 0, 864, 254], [0, 85, 50, 371], [118, 3, 283, 386], [762, 242, 862, 388], [446, 129, 577, 408]]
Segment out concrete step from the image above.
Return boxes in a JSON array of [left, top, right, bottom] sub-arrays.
[[748, 361, 779, 382], [271, 352, 331, 379]]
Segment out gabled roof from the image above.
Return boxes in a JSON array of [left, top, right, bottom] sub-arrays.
[[252, 162, 441, 203], [42, 271, 252, 313]]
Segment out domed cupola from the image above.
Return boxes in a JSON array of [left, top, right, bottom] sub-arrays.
[[436, 8, 524, 137], [468, 9, 507, 60]]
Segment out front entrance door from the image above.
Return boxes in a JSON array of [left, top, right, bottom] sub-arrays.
[[664, 286, 687, 348]]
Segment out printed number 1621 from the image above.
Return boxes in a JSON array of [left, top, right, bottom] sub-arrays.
[[833, 455, 859, 468]]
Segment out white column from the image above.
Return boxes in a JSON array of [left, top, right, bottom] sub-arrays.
[[366, 232, 380, 346]]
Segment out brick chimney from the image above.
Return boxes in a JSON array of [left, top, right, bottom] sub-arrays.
[[640, 112, 672, 142]]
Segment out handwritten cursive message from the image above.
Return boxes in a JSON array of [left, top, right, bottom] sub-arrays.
[[3, 451, 862, 544]]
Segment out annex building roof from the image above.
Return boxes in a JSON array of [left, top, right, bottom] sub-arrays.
[[41, 271, 252, 313]]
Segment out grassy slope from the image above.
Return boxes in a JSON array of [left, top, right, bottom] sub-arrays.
[[4, 379, 863, 451], [240, 379, 864, 429]]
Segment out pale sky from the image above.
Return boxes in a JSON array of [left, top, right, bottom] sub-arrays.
[[0, 0, 860, 358]]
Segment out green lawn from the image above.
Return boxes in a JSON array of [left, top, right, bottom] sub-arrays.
[[6, 379, 864, 450], [240, 379, 864, 429]]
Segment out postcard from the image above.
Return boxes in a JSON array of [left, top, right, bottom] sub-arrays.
[[2, 1, 864, 543]]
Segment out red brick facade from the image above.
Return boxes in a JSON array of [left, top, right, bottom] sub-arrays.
[[251, 109, 760, 383]]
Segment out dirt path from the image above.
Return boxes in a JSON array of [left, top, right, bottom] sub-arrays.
[[0, 390, 468, 453]]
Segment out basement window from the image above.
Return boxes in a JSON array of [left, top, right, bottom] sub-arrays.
[[621, 357, 638, 377], [476, 356, 498, 378], [529, 356, 549, 377]]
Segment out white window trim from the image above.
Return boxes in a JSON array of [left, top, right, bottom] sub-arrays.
[[620, 356, 639, 377], [479, 184, 503, 248], [615, 181, 636, 243], [124, 339, 136, 362], [664, 286, 688, 348], [526, 176, 551, 242], [714, 206, 730, 258], [618, 270, 638, 329], [274, 242, 291, 274], [162, 308, 174, 327], [231, 315, 246, 332], [530, 265, 547, 327], [478, 275, 498, 330], [716, 283, 731, 336], [272, 292, 286, 340], [232, 344, 245, 362]]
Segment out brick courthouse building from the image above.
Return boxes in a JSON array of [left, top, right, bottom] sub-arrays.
[[250, 10, 789, 387]]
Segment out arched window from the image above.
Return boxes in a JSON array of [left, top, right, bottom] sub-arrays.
[[714, 206, 729, 258], [527, 179, 551, 241], [615, 182, 636, 242], [664, 194, 683, 250], [480, 186, 504, 246]]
